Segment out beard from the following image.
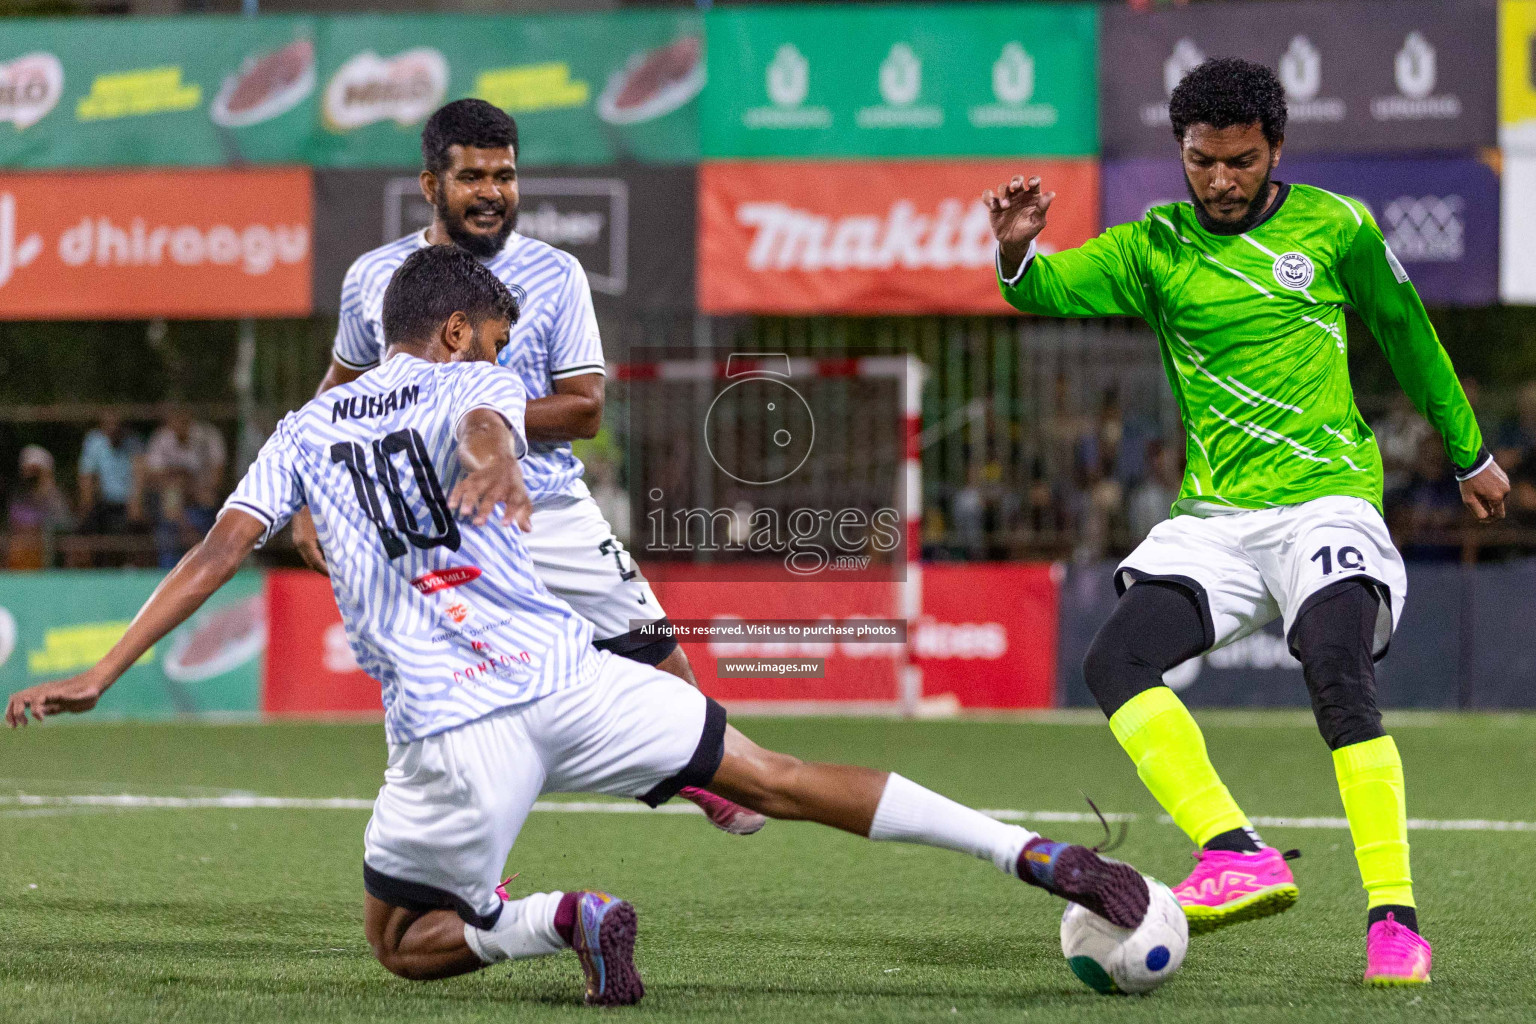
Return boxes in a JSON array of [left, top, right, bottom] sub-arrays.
[[436, 184, 517, 258], [1185, 170, 1276, 236]]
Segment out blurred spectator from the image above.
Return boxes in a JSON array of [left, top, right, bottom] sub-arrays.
[[1073, 390, 1125, 561], [146, 411, 227, 568], [1374, 393, 1433, 494], [78, 413, 146, 545], [5, 446, 75, 570], [1128, 438, 1183, 543], [1493, 380, 1536, 471], [1393, 435, 1463, 562], [950, 463, 987, 559]]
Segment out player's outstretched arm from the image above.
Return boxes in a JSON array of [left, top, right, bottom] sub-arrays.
[[452, 408, 533, 530], [525, 373, 604, 443], [4, 510, 265, 727]]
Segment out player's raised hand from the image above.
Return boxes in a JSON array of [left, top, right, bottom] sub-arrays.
[[1460, 459, 1510, 522], [6, 673, 105, 727], [983, 175, 1055, 272]]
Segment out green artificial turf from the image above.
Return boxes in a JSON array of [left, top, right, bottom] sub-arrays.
[[4, 712, 1536, 1022]]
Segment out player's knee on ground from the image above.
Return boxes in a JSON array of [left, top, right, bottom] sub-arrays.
[[1292, 579, 1385, 751], [593, 618, 678, 668], [1083, 580, 1209, 717]]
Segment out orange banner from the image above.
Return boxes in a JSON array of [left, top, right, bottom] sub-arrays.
[[698, 159, 1098, 315], [0, 167, 312, 319]]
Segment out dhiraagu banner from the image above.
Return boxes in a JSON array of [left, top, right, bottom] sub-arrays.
[[0, 571, 265, 718], [702, 3, 1098, 158], [1502, 0, 1536, 150]]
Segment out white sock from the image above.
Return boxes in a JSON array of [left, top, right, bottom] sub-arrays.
[[464, 891, 567, 964], [868, 773, 1036, 876]]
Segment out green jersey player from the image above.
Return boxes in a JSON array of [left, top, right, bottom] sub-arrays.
[[985, 57, 1509, 986]]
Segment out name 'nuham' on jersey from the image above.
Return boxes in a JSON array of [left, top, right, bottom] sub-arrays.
[[333, 231, 607, 505], [998, 183, 1486, 515], [223, 355, 597, 745]]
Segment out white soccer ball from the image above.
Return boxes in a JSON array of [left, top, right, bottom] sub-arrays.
[[1059, 877, 1188, 995]]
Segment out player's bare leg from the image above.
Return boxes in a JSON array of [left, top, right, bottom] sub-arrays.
[[365, 890, 643, 1005], [650, 643, 767, 836], [705, 726, 1150, 928]]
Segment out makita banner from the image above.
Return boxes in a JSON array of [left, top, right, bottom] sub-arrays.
[[0, 167, 312, 320], [1101, 1, 1497, 157], [702, 3, 1098, 159], [313, 165, 695, 319], [697, 159, 1099, 315], [1102, 155, 1499, 307]]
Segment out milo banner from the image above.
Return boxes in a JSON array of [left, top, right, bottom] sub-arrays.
[[1102, 154, 1500, 306], [312, 165, 696, 318], [0, 571, 264, 719], [702, 3, 1098, 158], [0, 12, 701, 169], [1101, 1, 1497, 157]]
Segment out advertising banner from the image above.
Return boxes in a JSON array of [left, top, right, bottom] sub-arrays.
[[1102, 155, 1500, 307], [0, 570, 264, 719], [0, 12, 701, 170], [1502, 0, 1536, 150], [310, 12, 700, 168], [0, 167, 312, 320], [313, 165, 695, 318], [698, 159, 1099, 315], [261, 563, 1059, 714], [703, 3, 1098, 159], [1101, 1, 1497, 157], [0, 15, 320, 169], [1503, 154, 1536, 304]]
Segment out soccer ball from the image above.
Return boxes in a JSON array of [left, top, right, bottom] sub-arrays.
[[1059, 877, 1188, 995]]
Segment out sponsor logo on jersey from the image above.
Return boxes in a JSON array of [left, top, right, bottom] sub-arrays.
[[410, 566, 483, 595], [444, 601, 471, 625], [1271, 252, 1316, 291], [0, 52, 64, 130], [322, 48, 447, 131]]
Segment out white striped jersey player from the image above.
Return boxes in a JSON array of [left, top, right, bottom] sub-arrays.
[[334, 230, 603, 504], [224, 354, 598, 744], [333, 231, 665, 644]]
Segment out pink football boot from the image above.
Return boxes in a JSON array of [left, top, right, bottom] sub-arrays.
[[1365, 913, 1432, 986], [681, 786, 766, 835], [1173, 847, 1299, 934]]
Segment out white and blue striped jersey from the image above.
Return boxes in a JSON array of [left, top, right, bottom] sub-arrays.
[[333, 230, 606, 505], [223, 354, 599, 744]]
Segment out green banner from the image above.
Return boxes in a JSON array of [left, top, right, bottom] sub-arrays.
[[0, 571, 264, 719], [701, 3, 1098, 158], [0, 11, 702, 169]]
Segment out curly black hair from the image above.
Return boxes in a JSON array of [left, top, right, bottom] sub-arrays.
[[1169, 57, 1287, 146], [382, 245, 519, 347], [421, 99, 519, 175]]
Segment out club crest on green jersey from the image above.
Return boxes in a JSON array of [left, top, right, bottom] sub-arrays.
[[1272, 252, 1315, 291]]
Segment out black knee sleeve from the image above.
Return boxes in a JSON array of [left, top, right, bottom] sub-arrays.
[[1292, 580, 1385, 751], [1083, 580, 1209, 718], [593, 618, 679, 667]]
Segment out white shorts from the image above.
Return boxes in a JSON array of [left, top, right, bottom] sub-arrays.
[[527, 494, 666, 643], [362, 652, 725, 926], [1117, 496, 1407, 659]]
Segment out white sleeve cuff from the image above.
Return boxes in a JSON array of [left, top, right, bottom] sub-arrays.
[[996, 239, 1038, 287], [1454, 451, 1495, 482]]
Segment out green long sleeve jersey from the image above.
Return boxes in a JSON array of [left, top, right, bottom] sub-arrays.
[[998, 182, 1488, 517]]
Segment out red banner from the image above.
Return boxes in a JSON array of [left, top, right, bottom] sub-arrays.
[[262, 562, 1059, 715], [0, 167, 312, 320], [697, 159, 1099, 315]]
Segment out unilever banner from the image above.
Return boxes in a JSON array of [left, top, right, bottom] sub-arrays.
[[0, 571, 264, 719], [1101, 1, 1497, 157], [702, 3, 1098, 158], [0, 12, 702, 169], [1101, 155, 1499, 306]]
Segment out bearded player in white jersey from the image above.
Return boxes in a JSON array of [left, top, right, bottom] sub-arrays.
[[294, 99, 762, 835], [8, 246, 1158, 1006]]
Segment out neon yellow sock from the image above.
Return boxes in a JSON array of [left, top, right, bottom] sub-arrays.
[[1108, 687, 1251, 847], [1333, 735, 1414, 909]]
